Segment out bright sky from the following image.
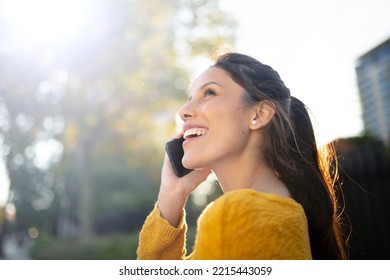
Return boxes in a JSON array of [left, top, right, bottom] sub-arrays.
[[221, 0, 390, 145]]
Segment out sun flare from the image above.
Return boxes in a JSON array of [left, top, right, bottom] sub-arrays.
[[1, 0, 93, 46]]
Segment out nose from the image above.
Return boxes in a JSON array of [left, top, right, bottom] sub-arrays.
[[178, 100, 195, 122]]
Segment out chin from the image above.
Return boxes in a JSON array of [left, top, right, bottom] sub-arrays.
[[182, 161, 195, 170], [182, 157, 203, 170]]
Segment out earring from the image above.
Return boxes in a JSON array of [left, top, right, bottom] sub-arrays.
[[252, 120, 257, 125]]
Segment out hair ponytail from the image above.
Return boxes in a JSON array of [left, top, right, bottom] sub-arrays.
[[276, 96, 346, 259]]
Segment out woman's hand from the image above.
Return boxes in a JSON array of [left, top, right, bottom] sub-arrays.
[[158, 133, 211, 227]]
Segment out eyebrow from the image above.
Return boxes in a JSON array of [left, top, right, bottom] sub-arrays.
[[188, 81, 224, 101]]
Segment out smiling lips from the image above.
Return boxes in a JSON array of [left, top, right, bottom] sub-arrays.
[[183, 127, 208, 140]]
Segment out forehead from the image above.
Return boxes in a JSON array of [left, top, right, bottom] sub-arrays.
[[189, 67, 236, 92]]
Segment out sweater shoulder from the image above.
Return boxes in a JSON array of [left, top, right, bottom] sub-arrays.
[[203, 189, 306, 223], [193, 189, 312, 259]]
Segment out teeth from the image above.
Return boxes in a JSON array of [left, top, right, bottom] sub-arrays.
[[183, 128, 207, 139]]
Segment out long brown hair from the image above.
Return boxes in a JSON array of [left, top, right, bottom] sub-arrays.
[[214, 52, 346, 259]]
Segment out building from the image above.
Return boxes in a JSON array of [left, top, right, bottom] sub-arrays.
[[355, 37, 390, 145]]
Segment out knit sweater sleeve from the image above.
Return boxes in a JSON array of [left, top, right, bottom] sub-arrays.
[[190, 191, 312, 260], [136, 203, 187, 260]]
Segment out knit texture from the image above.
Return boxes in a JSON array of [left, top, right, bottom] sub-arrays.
[[137, 189, 312, 260]]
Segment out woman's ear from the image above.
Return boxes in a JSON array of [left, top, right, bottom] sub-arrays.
[[250, 101, 275, 130]]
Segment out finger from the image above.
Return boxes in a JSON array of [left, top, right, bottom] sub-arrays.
[[169, 131, 184, 140]]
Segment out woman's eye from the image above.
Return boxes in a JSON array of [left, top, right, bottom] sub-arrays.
[[204, 88, 216, 97]]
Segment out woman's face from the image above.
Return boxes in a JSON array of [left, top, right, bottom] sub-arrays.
[[179, 67, 254, 170]]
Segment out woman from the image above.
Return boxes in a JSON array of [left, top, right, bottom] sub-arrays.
[[137, 52, 346, 260]]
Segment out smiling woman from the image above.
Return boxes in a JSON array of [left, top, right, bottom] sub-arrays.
[[1, 0, 93, 46], [137, 52, 347, 260]]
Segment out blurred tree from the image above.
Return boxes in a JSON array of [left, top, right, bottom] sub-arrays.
[[0, 0, 236, 244], [0, 52, 63, 232]]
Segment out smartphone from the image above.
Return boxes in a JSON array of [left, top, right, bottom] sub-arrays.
[[165, 137, 193, 177]]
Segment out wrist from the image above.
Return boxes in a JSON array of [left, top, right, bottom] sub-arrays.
[[157, 189, 188, 227]]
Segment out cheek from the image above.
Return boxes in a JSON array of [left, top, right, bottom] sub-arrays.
[[211, 118, 249, 152], [213, 110, 248, 134], [200, 99, 250, 138], [202, 100, 244, 122]]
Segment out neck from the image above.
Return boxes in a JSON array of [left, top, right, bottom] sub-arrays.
[[212, 156, 291, 198]]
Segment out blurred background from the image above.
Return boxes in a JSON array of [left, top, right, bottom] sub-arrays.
[[0, 0, 389, 260]]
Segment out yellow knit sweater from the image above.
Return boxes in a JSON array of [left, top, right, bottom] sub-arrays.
[[137, 189, 312, 260]]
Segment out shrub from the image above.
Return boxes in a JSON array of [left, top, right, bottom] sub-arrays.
[[30, 233, 139, 260]]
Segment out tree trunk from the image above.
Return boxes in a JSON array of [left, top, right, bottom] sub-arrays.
[[78, 139, 93, 241]]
